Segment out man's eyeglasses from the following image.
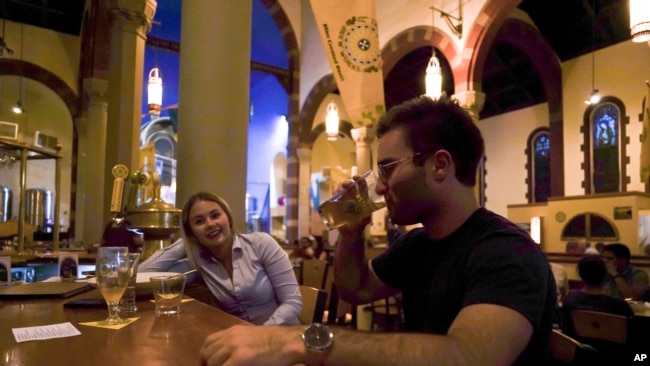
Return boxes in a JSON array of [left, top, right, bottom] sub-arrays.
[[377, 153, 422, 182]]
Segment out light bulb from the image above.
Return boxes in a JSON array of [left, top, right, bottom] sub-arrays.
[[12, 101, 23, 114]]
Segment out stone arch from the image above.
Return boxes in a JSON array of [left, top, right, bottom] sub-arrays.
[[0, 59, 79, 120], [456, 0, 521, 92], [0, 58, 80, 236], [299, 74, 339, 145], [381, 25, 459, 81], [489, 18, 564, 197], [460, 0, 565, 197]]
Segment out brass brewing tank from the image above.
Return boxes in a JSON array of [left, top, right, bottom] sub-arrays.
[[127, 170, 181, 259]]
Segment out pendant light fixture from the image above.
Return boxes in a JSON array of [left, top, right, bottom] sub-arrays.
[[325, 101, 339, 141], [147, 20, 163, 119], [147, 67, 163, 117], [630, 0, 650, 43], [13, 24, 24, 114], [425, 7, 442, 99], [12, 100, 24, 114]]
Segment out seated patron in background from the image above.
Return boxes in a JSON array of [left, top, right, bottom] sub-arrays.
[[562, 255, 633, 336], [139, 192, 301, 325], [549, 262, 569, 306], [289, 236, 327, 262], [584, 242, 599, 255], [602, 243, 649, 300], [199, 95, 556, 366]]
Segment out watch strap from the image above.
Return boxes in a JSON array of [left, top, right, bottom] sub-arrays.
[[305, 347, 328, 366]]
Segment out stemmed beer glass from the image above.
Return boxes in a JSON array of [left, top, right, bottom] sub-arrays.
[[95, 247, 132, 325]]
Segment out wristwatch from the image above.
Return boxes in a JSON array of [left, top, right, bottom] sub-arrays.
[[302, 323, 333, 366]]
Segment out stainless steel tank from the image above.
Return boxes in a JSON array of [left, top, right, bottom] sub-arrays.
[[26, 188, 54, 230], [0, 185, 10, 222]]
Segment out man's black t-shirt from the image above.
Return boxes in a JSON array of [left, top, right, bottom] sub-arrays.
[[372, 208, 556, 365]]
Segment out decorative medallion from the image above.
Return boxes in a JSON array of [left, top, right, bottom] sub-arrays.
[[338, 16, 382, 73], [555, 211, 566, 223]]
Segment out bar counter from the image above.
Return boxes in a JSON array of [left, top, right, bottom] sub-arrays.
[[0, 287, 248, 365]]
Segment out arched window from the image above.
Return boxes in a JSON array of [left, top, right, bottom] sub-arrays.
[[582, 97, 629, 194], [526, 128, 550, 203], [561, 212, 618, 241]]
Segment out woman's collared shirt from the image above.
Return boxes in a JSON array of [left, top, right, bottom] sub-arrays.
[[141, 233, 302, 325]]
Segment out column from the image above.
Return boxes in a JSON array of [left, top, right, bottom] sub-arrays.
[[453, 90, 486, 205], [454, 90, 486, 122], [104, 0, 157, 224], [296, 147, 312, 238], [176, 1, 252, 232], [351, 126, 375, 173], [77, 78, 109, 246]]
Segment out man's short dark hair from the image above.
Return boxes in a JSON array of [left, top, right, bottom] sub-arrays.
[[577, 255, 607, 286], [376, 95, 484, 186], [603, 243, 631, 261]]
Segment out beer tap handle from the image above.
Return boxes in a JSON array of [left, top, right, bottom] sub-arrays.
[[110, 164, 129, 214]]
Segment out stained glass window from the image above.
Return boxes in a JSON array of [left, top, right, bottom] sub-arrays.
[[533, 132, 550, 202], [591, 103, 620, 193]]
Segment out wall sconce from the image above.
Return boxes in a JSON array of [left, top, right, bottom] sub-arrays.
[[630, 0, 650, 43], [530, 216, 542, 245], [425, 50, 442, 99], [147, 67, 163, 117], [430, 0, 463, 39], [325, 101, 339, 141]]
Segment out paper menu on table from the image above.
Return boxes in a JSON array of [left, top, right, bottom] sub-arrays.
[[12, 322, 81, 343]]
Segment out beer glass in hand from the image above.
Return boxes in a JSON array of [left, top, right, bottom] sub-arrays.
[[318, 170, 385, 230], [95, 247, 131, 325]]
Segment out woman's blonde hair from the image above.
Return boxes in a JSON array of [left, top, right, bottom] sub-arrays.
[[181, 192, 237, 270]]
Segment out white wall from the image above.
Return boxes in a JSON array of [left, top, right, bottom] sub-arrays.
[[562, 41, 650, 196], [479, 103, 549, 217]]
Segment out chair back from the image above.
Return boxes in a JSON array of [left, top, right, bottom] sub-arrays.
[[549, 329, 598, 365], [370, 295, 402, 331], [298, 285, 328, 325], [570, 310, 628, 344], [301, 259, 328, 289]]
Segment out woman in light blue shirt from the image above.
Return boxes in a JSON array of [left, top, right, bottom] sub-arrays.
[[140, 192, 301, 325]]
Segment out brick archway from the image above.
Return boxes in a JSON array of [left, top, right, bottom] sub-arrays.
[[0, 59, 79, 120], [381, 25, 459, 80]]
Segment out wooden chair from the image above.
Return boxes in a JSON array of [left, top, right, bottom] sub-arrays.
[[549, 329, 598, 365], [301, 259, 328, 289], [322, 264, 355, 327], [570, 310, 630, 361], [298, 285, 328, 325], [370, 294, 402, 332]]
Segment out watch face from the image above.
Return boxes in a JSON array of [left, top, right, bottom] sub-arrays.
[[303, 323, 333, 350]]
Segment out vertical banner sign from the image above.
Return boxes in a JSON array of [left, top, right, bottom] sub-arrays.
[[310, 0, 385, 127], [641, 82, 650, 183]]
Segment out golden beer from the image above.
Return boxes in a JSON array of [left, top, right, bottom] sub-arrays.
[[317, 171, 385, 230]]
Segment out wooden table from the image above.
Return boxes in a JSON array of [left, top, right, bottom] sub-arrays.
[[0, 288, 248, 365]]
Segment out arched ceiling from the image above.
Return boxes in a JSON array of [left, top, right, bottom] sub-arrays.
[[0, 0, 633, 120]]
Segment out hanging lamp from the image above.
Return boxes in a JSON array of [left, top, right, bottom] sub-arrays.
[[630, 0, 650, 43], [147, 67, 163, 117], [325, 101, 339, 141]]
